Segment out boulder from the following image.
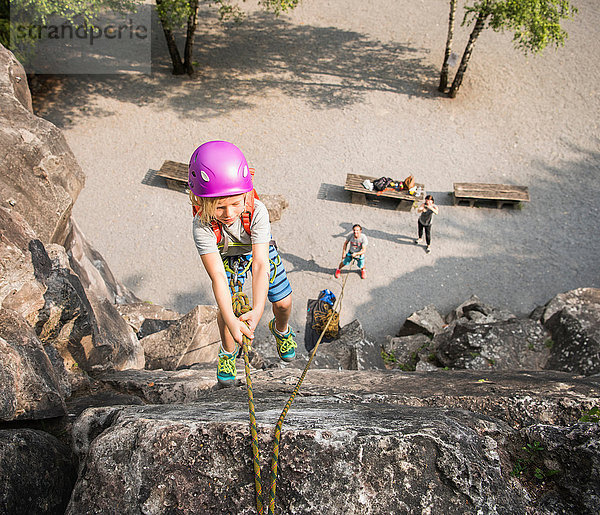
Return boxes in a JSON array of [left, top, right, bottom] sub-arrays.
[[0, 429, 76, 514], [0, 209, 144, 375], [0, 44, 85, 245], [63, 219, 141, 305], [0, 206, 46, 325], [64, 368, 599, 513], [446, 295, 517, 325], [431, 318, 550, 371], [67, 401, 528, 514], [541, 288, 600, 376], [0, 308, 66, 421], [318, 319, 385, 370], [115, 301, 180, 339], [398, 304, 446, 337], [140, 305, 220, 370], [31, 240, 144, 374], [0, 46, 32, 112], [382, 333, 433, 370], [260, 194, 288, 223]]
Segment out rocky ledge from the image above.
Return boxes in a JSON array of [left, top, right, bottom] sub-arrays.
[[65, 369, 599, 514]]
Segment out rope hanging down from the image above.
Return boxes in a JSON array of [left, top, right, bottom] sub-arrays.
[[231, 288, 264, 515], [230, 266, 352, 515]]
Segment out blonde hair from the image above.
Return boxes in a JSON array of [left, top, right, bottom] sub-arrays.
[[189, 191, 221, 224], [189, 191, 249, 224]]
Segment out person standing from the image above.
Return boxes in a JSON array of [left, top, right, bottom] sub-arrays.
[[414, 195, 438, 254], [335, 224, 368, 279]]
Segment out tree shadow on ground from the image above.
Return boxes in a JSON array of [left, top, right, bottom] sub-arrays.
[[34, 8, 439, 126]]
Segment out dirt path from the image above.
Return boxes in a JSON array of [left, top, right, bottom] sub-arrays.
[[36, 0, 600, 350]]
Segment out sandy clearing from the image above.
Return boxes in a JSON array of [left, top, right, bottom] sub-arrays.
[[35, 0, 600, 352]]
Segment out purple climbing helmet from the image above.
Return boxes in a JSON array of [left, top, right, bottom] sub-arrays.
[[188, 141, 253, 198]]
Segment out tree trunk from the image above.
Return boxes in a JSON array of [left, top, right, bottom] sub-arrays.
[[439, 0, 457, 93], [183, 0, 199, 75], [448, 11, 487, 98], [156, 0, 185, 75]]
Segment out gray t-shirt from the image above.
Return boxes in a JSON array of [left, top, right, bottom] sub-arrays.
[[346, 233, 368, 254], [193, 199, 271, 257], [419, 207, 436, 226]]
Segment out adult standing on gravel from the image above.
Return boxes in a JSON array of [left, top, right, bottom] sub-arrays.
[[414, 195, 438, 254]]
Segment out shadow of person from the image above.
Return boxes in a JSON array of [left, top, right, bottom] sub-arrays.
[[278, 252, 333, 275]]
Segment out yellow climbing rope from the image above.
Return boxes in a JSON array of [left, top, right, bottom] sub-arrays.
[[231, 280, 264, 515], [266, 269, 349, 514], [312, 301, 340, 339], [230, 267, 351, 515]]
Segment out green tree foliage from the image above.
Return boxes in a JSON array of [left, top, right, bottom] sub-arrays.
[[156, 0, 299, 76], [440, 0, 577, 98]]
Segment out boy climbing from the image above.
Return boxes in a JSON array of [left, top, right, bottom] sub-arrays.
[[189, 141, 296, 387], [335, 224, 368, 279]]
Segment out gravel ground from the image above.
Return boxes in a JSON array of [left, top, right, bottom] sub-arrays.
[[35, 0, 600, 351]]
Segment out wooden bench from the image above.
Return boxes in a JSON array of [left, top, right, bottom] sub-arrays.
[[344, 173, 425, 211], [453, 183, 530, 209], [156, 160, 189, 192]]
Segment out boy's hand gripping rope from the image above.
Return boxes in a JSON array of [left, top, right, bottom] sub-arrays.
[[231, 287, 264, 515], [231, 265, 352, 515]]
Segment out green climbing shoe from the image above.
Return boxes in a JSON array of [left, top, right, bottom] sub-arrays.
[[269, 318, 297, 362], [216, 349, 237, 387]]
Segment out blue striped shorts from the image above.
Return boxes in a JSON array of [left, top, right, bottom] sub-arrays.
[[223, 245, 292, 303]]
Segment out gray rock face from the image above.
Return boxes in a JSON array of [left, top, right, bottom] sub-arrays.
[[0, 44, 85, 245], [115, 302, 180, 339], [0, 207, 45, 324], [398, 304, 446, 337], [92, 367, 216, 405], [432, 318, 550, 371], [250, 369, 599, 429], [67, 400, 528, 514], [542, 288, 600, 376], [0, 429, 76, 514], [446, 295, 517, 325], [522, 423, 600, 514], [30, 239, 144, 373], [382, 333, 433, 370], [64, 219, 140, 305], [0, 308, 65, 421], [76, 368, 599, 429], [140, 305, 220, 370], [64, 368, 599, 513], [317, 319, 385, 370]]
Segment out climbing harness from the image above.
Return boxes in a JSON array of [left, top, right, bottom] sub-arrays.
[[231, 264, 352, 514], [224, 251, 282, 292]]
